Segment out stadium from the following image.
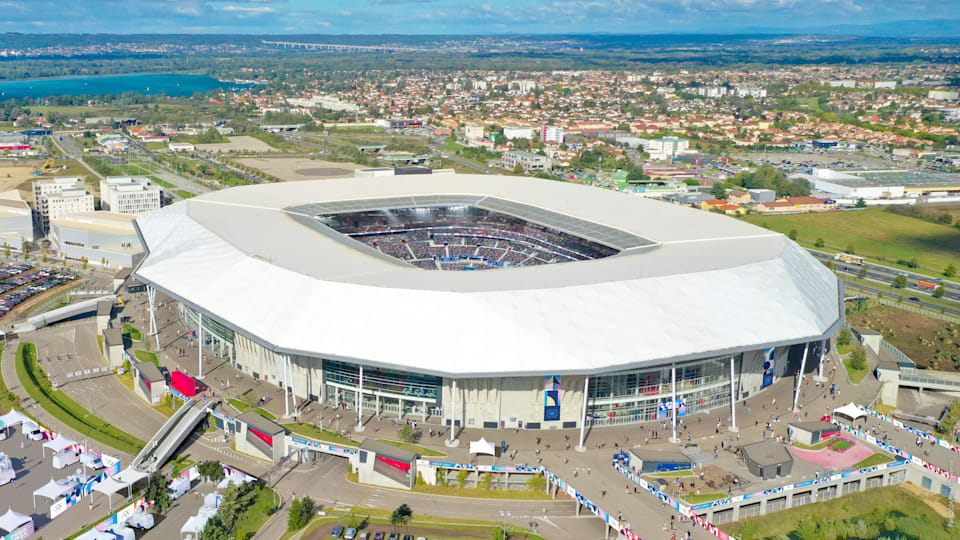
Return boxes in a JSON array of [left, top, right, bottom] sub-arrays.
[[132, 173, 843, 432]]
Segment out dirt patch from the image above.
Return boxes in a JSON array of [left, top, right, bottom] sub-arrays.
[[899, 481, 954, 518], [235, 157, 358, 181], [294, 167, 354, 177], [0, 164, 45, 201], [196, 135, 274, 153], [848, 304, 960, 371], [645, 465, 736, 500]]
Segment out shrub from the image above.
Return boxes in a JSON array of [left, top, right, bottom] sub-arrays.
[[849, 347, 867, 371]]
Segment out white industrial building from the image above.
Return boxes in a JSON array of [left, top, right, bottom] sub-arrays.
[[734, 87, 767, 99], [99, 176, 162, 216], [33, 177, 94, 236], [50, 211, 144, 268], [928, 90, 959, 101], [132, 174, 842, 435], [501, 150, 550, 171], [796, 169, 906, 200], [502, 126, 535, 140], [464, 125, 485, 140], [0, 191, 33, 250], [286, 94, 360, 113], [618, 137, 689, 160], [541, 126, 565, 144]]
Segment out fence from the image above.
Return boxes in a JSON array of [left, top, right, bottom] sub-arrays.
[[873, 295, 960, 324]]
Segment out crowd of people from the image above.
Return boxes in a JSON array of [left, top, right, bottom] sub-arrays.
[[320, 205, 617, 271]]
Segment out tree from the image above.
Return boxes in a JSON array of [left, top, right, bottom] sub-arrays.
[[855, 198, 867, 208], [849, 347, 867, 371], [300, 496, 315, 524], [945, 264, 956, 278], [218, 481, 258, 531], [287, 498, 303, 532], [893, 275, 908, 288], [399, 424, 416, 443], [200, 516, 229, 540], [814, 238, 825, 248], [858, 266, 868, 279], [391, 504, 412, 530], [836, 328, 851, 347], [197, 460, 223, 484], [845, 244, 855, 255], [934, 284, 946, 298], [788, 229, 798, 241], [824, 260, 834, 270], [710, 183, 727, 199], [145, 471, 171, 514], [512, 163, 523, 175], [527, 475, 547, 491]]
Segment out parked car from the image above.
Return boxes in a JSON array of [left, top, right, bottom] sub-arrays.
[[373, 533, 385, 540], [345, 528, 357, 540], [331, 526, 344, 538], [358, 533, 370, 540], [388, 534, 399, 540]]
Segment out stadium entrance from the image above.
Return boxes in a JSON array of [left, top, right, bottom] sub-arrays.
[[322, 360, 442, 420]]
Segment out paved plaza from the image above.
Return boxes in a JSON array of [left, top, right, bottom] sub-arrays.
[[0, 283, 938, 540]]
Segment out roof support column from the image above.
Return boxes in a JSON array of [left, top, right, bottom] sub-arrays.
[[815, 339, 828, 382], [197, 312, 203, 379], [670, 364, 679, 444], [577, 376, 589, 451], [445, 379, 459, 447], [355, 365, 365, 432], [729, 356, 738, 433], [793, 342, 809, 413], [147, 285, 159, 351], [282, 354, 290, 418]]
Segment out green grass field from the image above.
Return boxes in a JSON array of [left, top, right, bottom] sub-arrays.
[[377, 439, 446, 457], [280, 422, 358, 446], [122, 322, 142, 341], [722, 484, 957, 540], [843, 356, 870, 383], [852, 453, 895, 468], [174, 190, 196, 199], [743, 208, 960, 276], [226, 398, 277, 420], [134, 350, 158, 365], [16, 343, 145, 455]]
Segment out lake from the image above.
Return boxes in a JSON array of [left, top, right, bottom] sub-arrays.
[[0, 73, 247, 99]]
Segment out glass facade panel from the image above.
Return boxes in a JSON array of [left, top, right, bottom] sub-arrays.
[[322, 359, 442, 404], [587, 355, 738, 426]]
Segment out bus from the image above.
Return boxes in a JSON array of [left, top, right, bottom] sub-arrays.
[[833, 253, 866, 265]]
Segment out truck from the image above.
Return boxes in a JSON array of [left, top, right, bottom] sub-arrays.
[[833, 253, 865, 265], [80, 452, 104, 470], [52, 450, 80, 469], [125, 511, 155, 530], [22, 422, 42, 441], [167, 476, 191, 500], [0, 453, 14, 485], [917, 280, 942, 289]]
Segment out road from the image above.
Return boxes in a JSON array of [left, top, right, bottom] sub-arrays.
[[48, 135, 103, 180], [808, 249, 960, 301]]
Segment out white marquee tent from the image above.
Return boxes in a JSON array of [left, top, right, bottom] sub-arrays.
[[32, 478, 75, 508], [469, 437, 496, 456], [115, 467, 149, 498], [0, 507, 31, 534], [42, 436, 77, 458], [833, 403, 867, 424], [92, 476, 128, 510], [0, 411, 30, 430]]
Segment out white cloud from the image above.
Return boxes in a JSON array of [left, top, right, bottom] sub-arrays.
[[218, 5, 275, 13]]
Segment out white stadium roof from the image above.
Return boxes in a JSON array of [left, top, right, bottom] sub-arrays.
[[133, 174, 843, 377]]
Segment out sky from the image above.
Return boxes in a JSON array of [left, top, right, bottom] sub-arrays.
[[0, 0, 952, 35]]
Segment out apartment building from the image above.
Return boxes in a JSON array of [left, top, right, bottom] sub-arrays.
[[33, 176, 94, 236], [99, 176, 162, 216]]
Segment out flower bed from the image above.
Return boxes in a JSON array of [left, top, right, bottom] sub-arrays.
[[829, 440, 853, 453]]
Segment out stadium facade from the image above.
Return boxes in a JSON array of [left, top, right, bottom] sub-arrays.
[[133, 174, 843, 432]]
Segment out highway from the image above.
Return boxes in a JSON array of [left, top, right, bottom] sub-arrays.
[[807, 249, 960, 302]]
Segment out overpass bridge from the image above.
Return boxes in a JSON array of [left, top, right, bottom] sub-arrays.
[[261, 40, 428, 53], [876, 340, 960, 404], [133, 397, 220, 473]]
